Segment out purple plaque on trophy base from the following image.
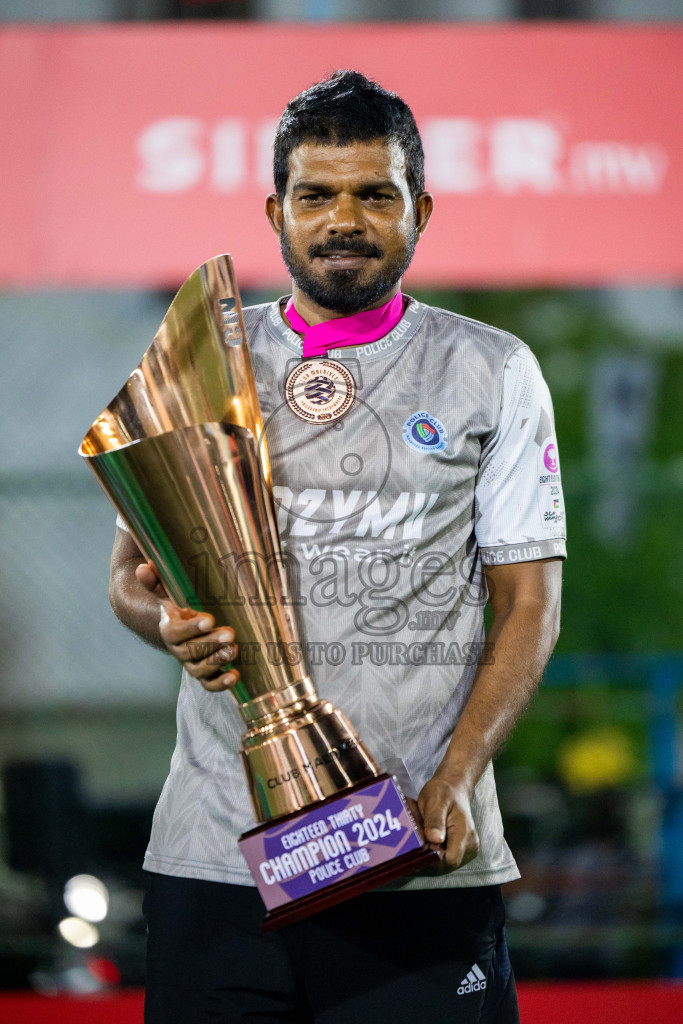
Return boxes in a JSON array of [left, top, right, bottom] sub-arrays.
[[239, 772, 440, 931]]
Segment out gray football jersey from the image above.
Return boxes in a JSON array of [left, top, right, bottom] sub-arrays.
[[140, 296, 566, 889]]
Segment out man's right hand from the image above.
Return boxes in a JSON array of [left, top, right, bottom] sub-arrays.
[[109, 524, 240, 694], [135, 559, 240, 693]]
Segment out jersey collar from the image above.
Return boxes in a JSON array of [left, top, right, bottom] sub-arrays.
[[265, 295, 425, 364]]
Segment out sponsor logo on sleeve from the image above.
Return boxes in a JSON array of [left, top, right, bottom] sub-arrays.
[[543, 442, 558, 473], [538, 438, 565, 526]]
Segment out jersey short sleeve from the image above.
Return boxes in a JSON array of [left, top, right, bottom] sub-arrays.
[[475, 345, 567, 566], [115, 513, 130, 532]]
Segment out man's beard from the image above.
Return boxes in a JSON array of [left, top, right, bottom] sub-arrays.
[[280, 219, 417, 316]]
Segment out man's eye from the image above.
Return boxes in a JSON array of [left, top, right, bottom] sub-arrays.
[[301, 193, 326, 202]]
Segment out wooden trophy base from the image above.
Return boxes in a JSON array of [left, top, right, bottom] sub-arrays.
[[239, 773, 441, 932]]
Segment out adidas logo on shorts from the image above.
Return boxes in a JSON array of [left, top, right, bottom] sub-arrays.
[[457, 963, 487, 995]]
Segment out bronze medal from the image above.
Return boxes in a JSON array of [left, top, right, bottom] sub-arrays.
[[284, 359, 356, 423]]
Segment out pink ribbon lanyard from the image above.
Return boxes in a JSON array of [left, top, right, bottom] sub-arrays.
[[285, 292, 405, 359]]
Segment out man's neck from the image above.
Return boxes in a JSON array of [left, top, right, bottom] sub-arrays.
[[285, 283, 401, 328]]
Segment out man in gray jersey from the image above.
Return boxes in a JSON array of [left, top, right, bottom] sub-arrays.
[[110, 71, 564, 1023]]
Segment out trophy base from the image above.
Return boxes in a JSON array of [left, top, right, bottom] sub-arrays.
[[261, 843, 439, 932], [239, 772, 440, 932]]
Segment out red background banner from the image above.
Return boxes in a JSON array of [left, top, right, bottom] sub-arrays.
[[1, 24, 681, 288]]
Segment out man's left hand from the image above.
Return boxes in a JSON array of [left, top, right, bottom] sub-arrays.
[[416, 774, 480, 869]]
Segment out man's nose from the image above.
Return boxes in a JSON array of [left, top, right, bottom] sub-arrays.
[[326, 194, 365, 234]]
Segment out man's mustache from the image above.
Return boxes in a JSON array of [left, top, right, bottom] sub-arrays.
[[308, 239, 384, 259]]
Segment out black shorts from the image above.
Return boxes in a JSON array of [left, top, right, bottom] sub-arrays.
[[143, 873, 519, 1024]]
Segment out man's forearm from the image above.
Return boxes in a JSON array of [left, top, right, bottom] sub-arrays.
[[436, 592, 560, 796], [109, 558, 167, 651], [417, 559, 561, 864]]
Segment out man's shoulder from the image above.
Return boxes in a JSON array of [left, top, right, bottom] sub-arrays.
[[242, 298, 278, 326], [238, 298, 285, 350], [417, 299, 526, 363]]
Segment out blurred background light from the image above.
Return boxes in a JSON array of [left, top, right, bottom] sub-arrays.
[[57, 918, 100, 949], [63, 875, 109, 923]]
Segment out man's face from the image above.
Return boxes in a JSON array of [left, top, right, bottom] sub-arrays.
[[267, 139, 431, 316]]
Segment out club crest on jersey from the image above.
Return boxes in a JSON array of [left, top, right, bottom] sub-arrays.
[[402, 411, 447, 453], [285, 359, 356, 423]]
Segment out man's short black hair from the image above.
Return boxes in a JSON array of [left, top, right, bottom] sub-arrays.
[[273, 70, 425, 205]]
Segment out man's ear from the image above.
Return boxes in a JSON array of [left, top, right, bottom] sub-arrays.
[[414, 192, 433, 241], [265, 194, 283, 236]]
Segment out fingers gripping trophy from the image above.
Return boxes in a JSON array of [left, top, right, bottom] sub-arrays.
[[80, 255, 437, 929]]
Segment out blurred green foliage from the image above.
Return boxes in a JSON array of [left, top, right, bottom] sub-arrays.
[[413, 289, 683, 655], [497, 684, 648, 781]]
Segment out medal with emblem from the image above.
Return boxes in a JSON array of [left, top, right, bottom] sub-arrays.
[[285, 359, 356, 423]]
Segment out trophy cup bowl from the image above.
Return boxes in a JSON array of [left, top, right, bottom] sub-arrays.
[[79, 255, 438, 928]]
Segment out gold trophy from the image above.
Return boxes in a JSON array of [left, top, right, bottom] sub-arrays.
[[79, 256, 437, 928]]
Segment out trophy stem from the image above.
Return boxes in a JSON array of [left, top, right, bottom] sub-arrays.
[[239, 679, 380, 822], [231, 679, 252, 705], [236, 677, 318, 724]]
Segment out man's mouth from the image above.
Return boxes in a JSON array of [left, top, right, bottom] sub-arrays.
[[316, 251, 377, 270]]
